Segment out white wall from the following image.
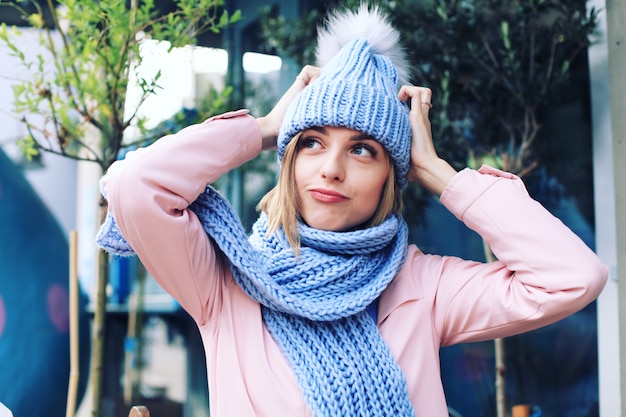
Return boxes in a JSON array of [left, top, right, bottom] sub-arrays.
[[0, 28, 77, 237], [588, 0, 622, 415]]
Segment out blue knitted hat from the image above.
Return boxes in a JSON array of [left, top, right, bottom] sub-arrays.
[[277, 5, 412, 188]]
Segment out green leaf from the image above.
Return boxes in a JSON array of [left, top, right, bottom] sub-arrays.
[[440, 70, 449, 90], [17, 136, 39, 161], [436, 3, 448, 21], [27, 13, 44, 29], [219, 10, 229, 27], [230, 9, 242, 24], [467, 152, 478, 170], [500, 21, 510, 50]]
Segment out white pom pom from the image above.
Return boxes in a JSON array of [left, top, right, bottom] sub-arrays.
[[316, 4, 410, 85]]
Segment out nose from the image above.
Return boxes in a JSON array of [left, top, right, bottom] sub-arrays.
[[320, 151, 345, 182]]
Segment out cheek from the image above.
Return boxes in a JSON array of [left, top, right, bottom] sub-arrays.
[[293, 165, 302, 193], [365, 170, 390, 209], [364, 167, 389, 196], [293, 156, 312, 187]]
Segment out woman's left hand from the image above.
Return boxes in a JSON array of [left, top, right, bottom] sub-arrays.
[[398, 85, 457, 195], [257, 65, 321, 150]]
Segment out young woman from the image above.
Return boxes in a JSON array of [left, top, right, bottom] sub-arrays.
[[97, 6, 608, 417]]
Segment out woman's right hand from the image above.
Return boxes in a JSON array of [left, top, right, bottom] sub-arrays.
[[399, 85, 457, 196], [256, 65, 321, 150]]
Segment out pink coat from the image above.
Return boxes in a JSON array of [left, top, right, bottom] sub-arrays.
[[102, 110, 608, 416]]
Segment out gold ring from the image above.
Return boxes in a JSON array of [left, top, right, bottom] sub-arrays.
[[422, 102, 432, 108]]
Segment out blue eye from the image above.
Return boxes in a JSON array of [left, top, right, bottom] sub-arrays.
[[353, 144, 376, 157], [298, 137, 321, 150]]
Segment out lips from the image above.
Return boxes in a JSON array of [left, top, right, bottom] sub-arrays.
[[309, 188, 348, 203]]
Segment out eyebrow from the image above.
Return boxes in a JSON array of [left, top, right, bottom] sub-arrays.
[[308, 126, 376, 142]]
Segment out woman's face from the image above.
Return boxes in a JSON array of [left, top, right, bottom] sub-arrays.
[[294, 126, 390, 232]]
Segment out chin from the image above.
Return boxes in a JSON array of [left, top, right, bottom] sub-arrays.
[[311, 223, 344, 232]]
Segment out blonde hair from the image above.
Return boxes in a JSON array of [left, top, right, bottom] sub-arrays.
[[257, 134, 403, 253]]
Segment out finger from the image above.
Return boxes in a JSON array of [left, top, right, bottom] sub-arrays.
[[398, 85, 433, 114], [261, 66, 322, 141], [295, 65, 321, 85], [418, 87, 433, 109]]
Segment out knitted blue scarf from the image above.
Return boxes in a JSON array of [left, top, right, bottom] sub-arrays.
[[97, 186, 416, 416]]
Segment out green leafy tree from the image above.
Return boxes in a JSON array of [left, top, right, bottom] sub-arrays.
[[0, 1, 239, 416], [259, 0, 597, 415], [260, 0, 597, 220]]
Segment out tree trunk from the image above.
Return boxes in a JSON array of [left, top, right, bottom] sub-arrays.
[[90, 202, 109, 417], [495, 337, 506, 417], [483, 239, 506, 417]]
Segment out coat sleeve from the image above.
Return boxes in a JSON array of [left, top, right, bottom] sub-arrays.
[[431, 165, 608, 346], [100, 110, 262, 325]]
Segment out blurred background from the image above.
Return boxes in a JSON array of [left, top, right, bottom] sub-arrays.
[[0, 0, 621, 416]]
